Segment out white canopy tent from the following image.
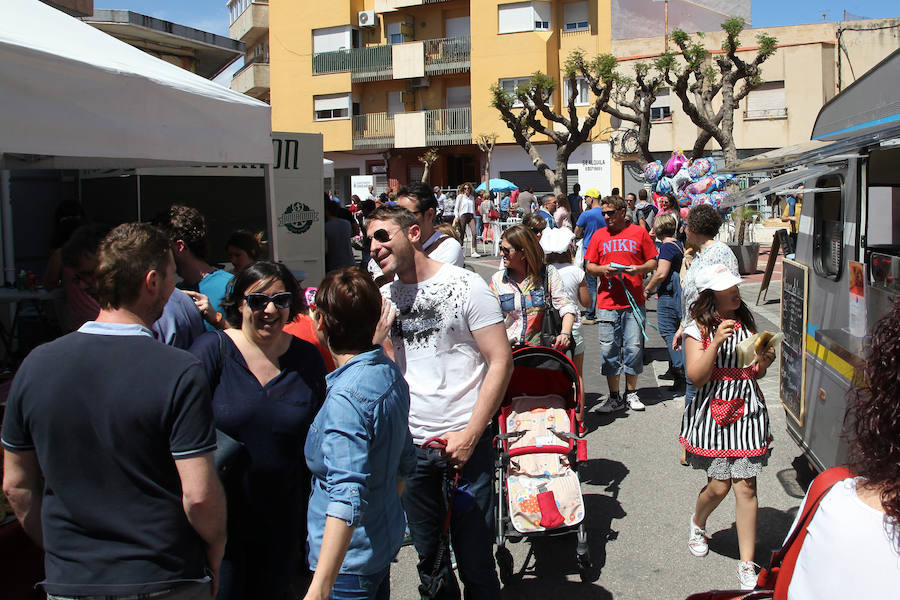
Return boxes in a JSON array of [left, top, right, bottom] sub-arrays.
[[0, 0, 277, 283], [0, 0, 272, 169]]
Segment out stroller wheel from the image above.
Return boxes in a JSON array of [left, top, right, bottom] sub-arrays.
[[495, 546, 515, 584], [577, 550, 598, 583]]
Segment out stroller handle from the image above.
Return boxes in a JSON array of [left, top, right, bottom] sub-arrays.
[[422, 436, 448, 450]]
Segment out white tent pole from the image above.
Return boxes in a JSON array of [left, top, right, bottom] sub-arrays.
[[1, 170, 14, 285]]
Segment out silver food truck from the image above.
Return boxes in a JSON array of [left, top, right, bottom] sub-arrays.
[[723, 48, 900, 473]]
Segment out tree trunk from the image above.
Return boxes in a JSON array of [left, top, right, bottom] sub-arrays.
[[421, 163, 431, 183], [484, 149, 492, 185]]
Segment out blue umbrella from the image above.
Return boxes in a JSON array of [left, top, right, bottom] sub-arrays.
[[475, 178, 518, 193]]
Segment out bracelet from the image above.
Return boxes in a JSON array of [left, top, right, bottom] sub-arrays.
[[560, 332, 572, 338]]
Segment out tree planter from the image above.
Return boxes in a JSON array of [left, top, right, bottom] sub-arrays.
[[727, 242, 760, 275]]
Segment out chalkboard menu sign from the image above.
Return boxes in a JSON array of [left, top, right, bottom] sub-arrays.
[[780, 259, 809, 425]]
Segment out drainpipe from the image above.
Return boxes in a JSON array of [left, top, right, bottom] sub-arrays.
[[1, 170, 14, 285]]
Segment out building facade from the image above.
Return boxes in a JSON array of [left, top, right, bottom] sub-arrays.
[[260, 0, 749, 199], [611, 19, 900, 193], [228, 0, 270, 102]]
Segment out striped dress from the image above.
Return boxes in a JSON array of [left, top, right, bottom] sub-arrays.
[[679, 319, 771, 458]]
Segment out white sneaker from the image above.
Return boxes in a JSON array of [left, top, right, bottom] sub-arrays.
[[688, 514, 708, 557], [596, 394, 626, 414], [470, 252, 481, 258], [626, 391, 645, 411], [737, 561, 759, 590]]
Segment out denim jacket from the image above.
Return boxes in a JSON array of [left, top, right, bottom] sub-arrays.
[[305, 347, 416, 575]]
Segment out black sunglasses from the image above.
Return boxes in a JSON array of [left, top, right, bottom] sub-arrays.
[[601, 208, 621, 217], [499, 245, 519, 255], [372, 228, 405, 243], [244, 292, 293, 311]]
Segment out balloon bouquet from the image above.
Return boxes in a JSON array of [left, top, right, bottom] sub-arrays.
[[643, 150, 733, 219]]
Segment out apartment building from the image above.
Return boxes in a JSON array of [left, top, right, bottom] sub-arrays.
[[228, 0, 270, 102], [264, 1, 745, 198], [612, 18, 900, 192]]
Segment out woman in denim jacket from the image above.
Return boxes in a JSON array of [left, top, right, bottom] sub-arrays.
[[304, 267, 415, 600]]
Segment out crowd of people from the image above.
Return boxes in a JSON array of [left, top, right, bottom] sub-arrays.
[[2, 182, 898, 600]]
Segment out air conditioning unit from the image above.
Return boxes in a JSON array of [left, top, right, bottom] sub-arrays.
[[358, 10, 377, 27]]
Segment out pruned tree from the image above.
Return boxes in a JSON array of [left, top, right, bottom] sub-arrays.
[[476, 133, 498, 184], [418, 147, 439, 183], [566, 50, 665, 168], [491, 67, 612, 195], [661, 18, 777, 167]]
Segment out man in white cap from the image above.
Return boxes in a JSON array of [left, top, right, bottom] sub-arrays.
[[574, 189, 607, 324]]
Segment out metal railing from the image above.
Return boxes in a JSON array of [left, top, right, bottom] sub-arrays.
[[425, 107, 471, 146], [352, 112, 395, 150], [743, 107, 788, 120], [233, 53, 268, 77], [423, 36, 471, 76], [312, 45, 393, 82]]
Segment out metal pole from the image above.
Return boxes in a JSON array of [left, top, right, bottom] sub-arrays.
[[664, 0, 669, 52], [1, 170, 14, 285]]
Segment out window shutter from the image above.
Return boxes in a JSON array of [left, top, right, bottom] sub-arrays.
[[747, 82, 786, 116], [498, 2, 533, 34], [313, 26, 352, 53], [563, 1, 589, 29], [651, 89, 670, 108], [533, 2, 552, 28], [315, 94, 350, 112]]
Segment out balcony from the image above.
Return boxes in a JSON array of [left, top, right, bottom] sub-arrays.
[[426, 107, 471, 146], [313, 36, 470, 81], [424, 37, 471, 76], [313, 45, 393, 82], [352, 112, 395, 150], [229, 1, 267, 45], [231, 56, 269, 99]]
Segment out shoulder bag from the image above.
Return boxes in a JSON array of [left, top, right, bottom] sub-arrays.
[[684, 466, 854, 600], [539, 266, 566, 352], [212, 331, 250, 486]]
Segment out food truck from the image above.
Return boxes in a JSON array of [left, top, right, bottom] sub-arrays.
[[722, 49, 900, 472]]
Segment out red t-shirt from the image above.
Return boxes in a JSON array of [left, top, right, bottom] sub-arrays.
[[584, 223, 657, 310]]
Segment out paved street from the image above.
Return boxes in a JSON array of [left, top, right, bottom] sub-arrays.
[[388, 255, 806, 600]]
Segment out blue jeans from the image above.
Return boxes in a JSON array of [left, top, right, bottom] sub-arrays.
[[330, 567, 390, 600], [475, 215, 483, 237], [657, 294, 684, 370], [597, 307, 645, 376], [583, 262, 598, 320], [685, 379, 697, 409], [402, 433, 499, 600]]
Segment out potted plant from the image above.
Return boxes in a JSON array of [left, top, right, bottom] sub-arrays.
[[726, 205, 761, 275]]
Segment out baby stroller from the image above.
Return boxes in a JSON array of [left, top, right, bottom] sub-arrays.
[[494, 345, 593, 582]]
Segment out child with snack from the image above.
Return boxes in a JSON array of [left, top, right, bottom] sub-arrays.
[[679, 264, 777, 590]]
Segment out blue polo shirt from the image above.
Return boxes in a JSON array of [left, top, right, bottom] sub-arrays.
[[576, 206, 607, 247]]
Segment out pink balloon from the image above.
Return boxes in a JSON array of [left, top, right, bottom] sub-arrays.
[[664, 150, 688, 177]]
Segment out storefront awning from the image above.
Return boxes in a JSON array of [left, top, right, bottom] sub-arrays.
[[720, 164, 843, 209]]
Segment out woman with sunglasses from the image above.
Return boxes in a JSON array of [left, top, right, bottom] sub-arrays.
[[303, 267, 414, 600], [189, 261, 327, 600], [490, 224, 577, 349]]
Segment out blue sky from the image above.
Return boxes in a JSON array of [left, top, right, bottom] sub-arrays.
[[102, 1, 897, 37]]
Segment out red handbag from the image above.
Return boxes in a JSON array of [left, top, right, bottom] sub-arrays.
[[685, 466, 855, 600]]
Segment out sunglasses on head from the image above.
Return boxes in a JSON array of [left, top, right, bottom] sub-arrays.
[[244, 292, 293, 311]]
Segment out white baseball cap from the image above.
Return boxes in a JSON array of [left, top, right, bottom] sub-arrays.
[[539, 227, 576, 254], [695, 263, 742, 292]]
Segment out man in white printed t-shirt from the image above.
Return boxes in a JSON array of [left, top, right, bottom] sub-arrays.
[[369, 182, 464, 287], [369, 206, 513, 599]]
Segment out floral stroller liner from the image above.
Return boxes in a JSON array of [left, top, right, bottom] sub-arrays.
[[505, 394, 585, 533]]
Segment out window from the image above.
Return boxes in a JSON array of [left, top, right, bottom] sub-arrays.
[[650, 89, 671, 122], [227, 0, 252, 25], [500, 77, 532, 107], [314, 94, 351, 121], [813, 174, 844, 280], [562, 77, 589, 106], [745, 81, 787, 120], [313, 26, 355, 54], [563, 1, 589, 31], [498, 2, 551, 34]]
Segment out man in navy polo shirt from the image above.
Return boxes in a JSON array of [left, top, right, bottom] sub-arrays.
[[574, 189, 607, 324], [2, 223, 226, 600]]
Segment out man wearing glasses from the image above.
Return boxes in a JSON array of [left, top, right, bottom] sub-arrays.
[[584, 195, 658, 413], [368, 206, 513, 599]]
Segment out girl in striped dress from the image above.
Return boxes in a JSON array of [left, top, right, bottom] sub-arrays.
[[679, 264, 777, 590]]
